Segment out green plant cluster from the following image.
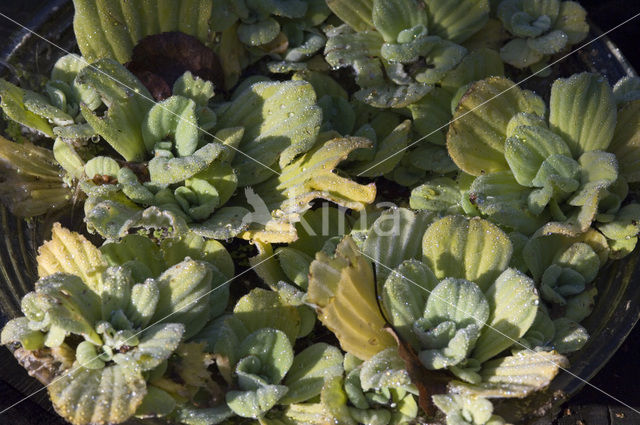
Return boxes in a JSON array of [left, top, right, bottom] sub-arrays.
[[0, 1, 639, 425]]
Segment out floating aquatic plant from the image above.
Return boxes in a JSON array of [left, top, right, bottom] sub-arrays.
[[1, 224, 234, 424], [442, 73, 640, 253], [324, 0, 490, 109], [497, 0, 589, 71]]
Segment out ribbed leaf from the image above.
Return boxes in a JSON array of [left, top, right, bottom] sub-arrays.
[[451, 351, 568, 398], [134, 323, 184, 371], [239, 328, 294, 384], [226, 385, 289, 418], [609, 100, 640, 182], [101, 234, 166, 277], [151, 259, 213, 338], [77, 59, 153, 161], [307, 237, 396, 360], [327, 0, 374, 31], [472, 268, 539, 362], [72, 0, 215, 63], [372, 0, 428, 43], [37, 223, 107, 295], [0, 79, 54, 136], [48, 363, 146, 425], [218, 80, 322, 186], [233, 288, 301, 344], [1, 317, 44, 350], [549, 73, 617, 157], [281, 343, 344, 404], [425, 0, 490, 43], [422, 216, 512, 291], [447, 77, 545, 176], [363, 208, 434, 284]]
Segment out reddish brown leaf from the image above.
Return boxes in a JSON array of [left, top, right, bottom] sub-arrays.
[[385, 326, 450, 416], [126, 32, 224, 101]]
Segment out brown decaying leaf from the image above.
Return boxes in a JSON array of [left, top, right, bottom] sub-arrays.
[[384, 326, 451, 417], [126, 32, 224, 101], [373, 267, 450, 416]]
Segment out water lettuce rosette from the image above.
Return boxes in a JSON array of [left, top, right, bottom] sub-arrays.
[[1, 224, 235, 424]]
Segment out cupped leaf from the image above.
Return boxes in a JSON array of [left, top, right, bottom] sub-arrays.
[[447, 77, 545, 176], [233, 288, 301, 344], [218, 80, 322, 186], [77, 59, 154, 161], [422, 216, 513, 291], [382, 260, 438, 345], [239, 328, 294, 384], [432, 394, 496, 425], [226, 385, 289, 418], [142, 95, 199, 156], [281, 343, 344, 404], [151, 259, 213, 338], [609, 99, 640, 183], [0, 79, 54, 136], [549, 73, 617, 157], [101, 234, 166, 277], [327, 0, 374, 31], [134, 323, 184, 371], [73, 0, 216, 63], [472, 268, 539, 362], [1, 317, 45, 350], [349, 120, 411, 177], [307, 237, 397, 360], [425, 0, 491, 44], [48, 363, 146, 425], [423, 278, 490, 331], [372, 0, 428, 43], [363, 208, 434, 284], [148, 141, 224, 185], [360, 347, 413, 390]]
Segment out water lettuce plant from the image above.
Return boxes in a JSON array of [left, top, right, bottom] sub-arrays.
[[1, 224, 234, 424], [497, 0, 589, 71], [1, 0, 639, 424]]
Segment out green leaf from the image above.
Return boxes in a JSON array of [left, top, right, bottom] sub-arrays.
[[549, 73, 617, 157], [127, 280, 160, 328], [233, 288, 301, 344], [382, 260, 438, 346], [134, 323, 184, 371], [135, 385, 176, 418], [218, 80, 322, 186], [76, 341, 106, 370], [100, 266, 134, 319], [281, 343, 344, 404], [422, 215, 513, 291], [447, 77, 545, 176], [238, 18, 281, 46], [423, 278, 490, 331], [48, 363, 146, 425], [555, 1, 588, 44], [143, 95, 199, 156], [552, 318, 588, 353], [425, 0, 490, 43], [327, 0, 374, 31], [472, 268, 539, 362], [349, 120, 411, 177], [364, 208, 434, 284], [148, 142, 224, 185], [1, 317, 44, 350], [372, 0, 428, 43], [161, 232, 234, 278], [173, 71, 215, 107], [432, 394, 495, 425], [360, 347, 412, 390], [239, 328, 294, 383], [410, 177, 463, 214], [101, 234, 166, 277], [226, 385, 289, 418], [451, 351, 568, 398], [151, 259, 213, 338], [72, 0, 216, 63], [609, 100, 640, 183], [0, 79, 54, 137], [77, 59, 153, 161]]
